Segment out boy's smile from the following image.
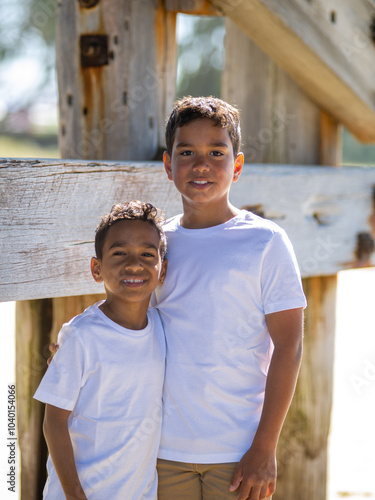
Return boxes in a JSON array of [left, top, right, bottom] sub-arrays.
[[164, 119, 243, 226]]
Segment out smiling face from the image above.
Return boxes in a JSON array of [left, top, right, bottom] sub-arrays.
[[91, 219, 167, 308], [164, 118, 244, 220]]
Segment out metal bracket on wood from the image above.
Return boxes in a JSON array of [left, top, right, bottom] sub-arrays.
[[80, 35, 109, 67]]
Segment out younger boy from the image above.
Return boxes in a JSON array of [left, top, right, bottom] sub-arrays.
[[34, 201, 167, 499], [153, 96, 307, 500]]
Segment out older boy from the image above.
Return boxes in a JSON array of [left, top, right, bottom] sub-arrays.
[[35, 201, 167, 499], [153, 96, 306, 500]]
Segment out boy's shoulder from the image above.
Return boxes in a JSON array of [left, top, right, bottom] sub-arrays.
[[65, 302, 101, 327], [58, 302, 103, 342], [162, 210, 284, 235], [162, 214, 181, 233], [232, 210, 285, 234]]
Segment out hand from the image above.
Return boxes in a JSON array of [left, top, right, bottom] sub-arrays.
[[229, 446, 276, 500], [47, 342, 59, 366]]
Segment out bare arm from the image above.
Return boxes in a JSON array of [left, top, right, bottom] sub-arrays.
[[230, 307, 304, 500], [43, 404, 87, 500]]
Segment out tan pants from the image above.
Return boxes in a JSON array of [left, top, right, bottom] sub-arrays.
[[157, 459, 238, 500]]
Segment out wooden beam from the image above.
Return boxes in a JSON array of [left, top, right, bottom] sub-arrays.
[[1, 158, 375, 302], [320, 111, 343, 167], [165, 0, 221, 15], [210, 0, 375, 143], [0, 159, 181, 302], [222, 23, 322, 165]]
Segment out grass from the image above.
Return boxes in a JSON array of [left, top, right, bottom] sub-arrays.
[[0, 135, 60, 159]]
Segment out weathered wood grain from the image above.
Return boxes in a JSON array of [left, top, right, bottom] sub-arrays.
[[0, 159, 182, 301], [15, 299, 51, 498], [56, 0, 177, 160], [1, 158, 374, 302], [222, 23, 322, 165], [165, 0, 220, 15], [231, 164, 375, 277], [210, 0, 375, 143]]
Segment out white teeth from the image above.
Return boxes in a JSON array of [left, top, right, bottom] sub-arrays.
[[194, 180, 209, 184], [124, 279, 144, 283]]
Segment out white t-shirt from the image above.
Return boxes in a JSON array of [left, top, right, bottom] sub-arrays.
[[152, 210, 307, 463], [34, 303, 165, 500]]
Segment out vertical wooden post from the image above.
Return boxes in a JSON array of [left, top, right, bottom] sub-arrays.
[[15, 300, 52, 500], [320, 111, 342, 167], [16, 2, 177, 498], [222, 23, 341, 500], [56, 0, 177, 160]]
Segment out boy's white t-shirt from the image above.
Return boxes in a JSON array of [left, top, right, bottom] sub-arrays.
[[34, 303, 165, 500], [152, 210, 307, 463]]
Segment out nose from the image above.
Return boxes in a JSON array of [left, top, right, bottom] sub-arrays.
[[192, 154, 210, 172], [124, 254, 143, 272]]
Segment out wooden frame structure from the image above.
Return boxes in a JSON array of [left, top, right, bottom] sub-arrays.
[[1, 1, 375, 499]]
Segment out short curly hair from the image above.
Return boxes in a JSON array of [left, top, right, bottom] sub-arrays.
[[165, 96, 241, 156], [95, 201, 167, 260]]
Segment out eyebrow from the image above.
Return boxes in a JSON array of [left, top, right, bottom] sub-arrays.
[[175, 141, 230, 149], [109, 241, 159, 252]]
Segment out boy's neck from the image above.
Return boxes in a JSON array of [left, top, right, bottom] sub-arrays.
[[180, 201, 240, 229], [99, 300, 149, 331]]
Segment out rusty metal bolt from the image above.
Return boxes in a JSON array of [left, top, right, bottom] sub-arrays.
[[80, 35, 109, 67]]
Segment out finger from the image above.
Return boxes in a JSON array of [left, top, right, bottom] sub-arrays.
[[229, 465, 243, 492], [49, 343, 59, 353], [236, 479, 255, 500], [259, 483, 269, 499], [266, 481, 276, 498], [247, 484, 261, 500], [46, 356, 52, 366]]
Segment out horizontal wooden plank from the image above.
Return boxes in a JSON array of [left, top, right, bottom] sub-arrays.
[[230, 164, 375, 277], [210, 0, 375, 143], [0, 159, 182, 302], [1, 158, 374, 301]]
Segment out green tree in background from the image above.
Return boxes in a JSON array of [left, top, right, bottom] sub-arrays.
[[0, 0, 56, 114], [176, 15, 224, 99]]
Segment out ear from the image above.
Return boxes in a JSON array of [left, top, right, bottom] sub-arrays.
[[158, 259, 168, 285], [163, 151, 173, 181], [91, 257, 103, 283], [233, 152, 244, 183]]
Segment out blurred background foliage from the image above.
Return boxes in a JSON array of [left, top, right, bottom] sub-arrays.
[[0, 2, 374, 165], [0, 0, 57, 156]]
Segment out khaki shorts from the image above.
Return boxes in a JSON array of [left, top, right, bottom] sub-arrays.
[[157, 458, 238, 500]]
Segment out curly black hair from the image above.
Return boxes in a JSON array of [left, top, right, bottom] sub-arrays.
[[95, 201, 167, 260]]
